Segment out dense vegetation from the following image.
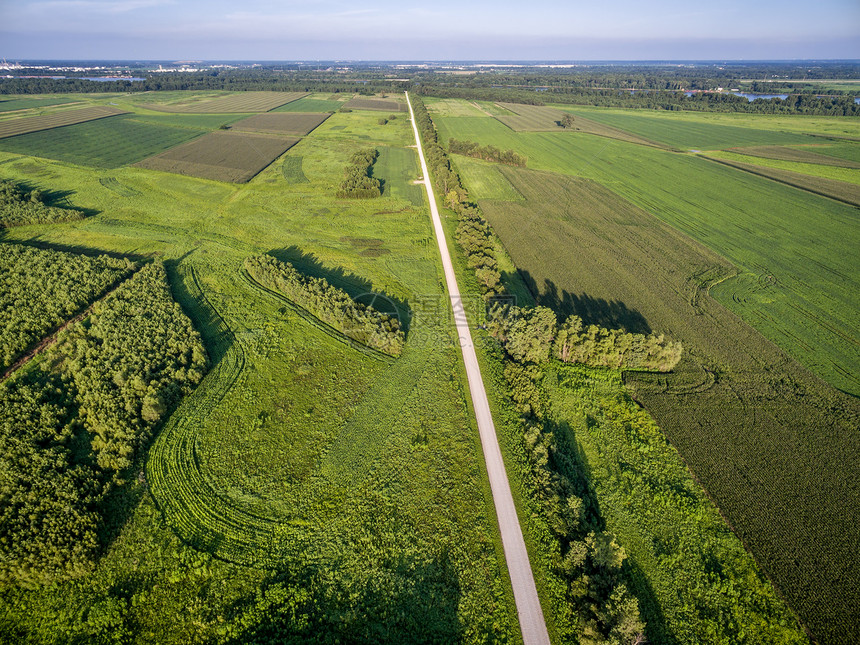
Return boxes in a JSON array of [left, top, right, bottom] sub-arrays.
[[0, 178, 85, 227], [336, 147, 382, 198], [0, 261, 207, 584], [488, 304, 682, 371], [0, 244, 132, 370], [448, 138, 526, 166], [244, 254, 403, 355]]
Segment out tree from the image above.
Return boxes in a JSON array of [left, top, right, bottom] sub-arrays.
[[560, 113, 575, 128]]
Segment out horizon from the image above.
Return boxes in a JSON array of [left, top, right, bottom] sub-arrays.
[[1, 0, 858, 61]]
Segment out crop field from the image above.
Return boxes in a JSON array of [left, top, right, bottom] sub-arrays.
[[0, 99, 523, 642], [562, 106, 822, 149], [142, 91, 307, 113], [135, 131, 299, 183], [344, 97, 407, 112], [726, 143, 860, 167], [809, 141, 860, 163], [476, 163, 860, 643], [703, 153, 860, 205], [230, 112, 331, 136], [270, 96, 344, 113], [0, 114, 210, 168], [281, 155, 309, 184], [706, 147, 860, 184], [0, 97, 79, 112], [493, 102, 667, 149], [434, 112, 860, 397], [425, 98, 489, 117], [0, 105, 127, 138]]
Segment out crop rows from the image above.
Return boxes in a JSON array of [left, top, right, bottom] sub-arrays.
[[476, 162, 860, 643], [135, 131, 299, 183], [727, 144, 860, 167], [141, 91, 307, 113], [231, 112, 331, 136], [344, 98, 406, 112], [0, 106, 127, 139]]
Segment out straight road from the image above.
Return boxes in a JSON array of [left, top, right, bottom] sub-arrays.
[[405, 91, 551, 645]]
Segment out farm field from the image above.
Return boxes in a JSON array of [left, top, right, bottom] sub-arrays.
[[0, 105, 127, 138], [134, 131, 299, 183], [475, 163, 860, 644], [344, 97, 407, 112], [0, 114, 212, 168], [231, 112, 331, 136], [374, 145, 425, 205], [434, 112, 860, 398], [703, 153, 860, 205], [270, 94, 345, 113], [140, 91, 307, 113], [450, 154, 524, 201], [725, 143, 860, 167], [0, 97, 80, 112], [0, 99, 522, 642]]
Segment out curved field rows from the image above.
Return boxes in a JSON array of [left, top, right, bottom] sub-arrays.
[[146, 263, 281, 566]]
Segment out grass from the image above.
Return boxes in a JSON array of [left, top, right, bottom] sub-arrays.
[[0, 106, 127, 138], [474, 163, 860, 643], [134, 131, 299, 183], [344, 98, 407, 112], [723, 144, 860, 168], [425, 98, 489, 117], [0, 114, 209, 168], [281, 155, 308, 184], [808, 141, 860, 163], [0, 99, 520, 642], [374, 145, 424, 205], [450, 154, 524, 201]]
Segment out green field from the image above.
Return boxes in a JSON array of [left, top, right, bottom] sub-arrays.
[[374, 145, 424, 205], [0, 114, 209, 168], [561, 107, 824, 149], [271, 96, 344, 113], [0, 99, 520, 642], [450, 154, 524, 200], [434, 113, 860, 397], [0, 97, 80, 112]]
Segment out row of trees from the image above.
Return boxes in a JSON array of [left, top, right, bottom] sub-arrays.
[[414, 94, 651, 643], [448, 138, 526, 166], [0, 179, 85, 227], [0, 244, 132, 369], [245, 255, 404, 356], [410, 96, 503, 295], [488, 304, 682, 372], [0, 262, 208, 583], [336, 148, 382, 198]]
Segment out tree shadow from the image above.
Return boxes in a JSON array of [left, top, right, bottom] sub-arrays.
[[9, 178, 101, 217], [225, 549, 462, 644], [267, 246, 411, 332], [519, 270, 652, 334], [1, 235, 150, 263], [551, 418, 677, 644]]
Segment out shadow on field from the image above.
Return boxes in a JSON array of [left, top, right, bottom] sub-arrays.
[[553, 417, 677, 644], [520, 270, 652, 334], [14, 178, 101, 217], [4, 234, 150, 263], [225, 550, 463, 643], [268, 245, 412, 331]]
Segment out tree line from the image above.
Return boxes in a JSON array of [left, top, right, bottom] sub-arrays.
[[0, 179, 86, 228], [245, 254, 404, 356], [0, 262, 208, 583], [336, 148, 382, 199], [447, 138, 527, 166]]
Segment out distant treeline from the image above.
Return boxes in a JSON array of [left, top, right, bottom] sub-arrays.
[[0, 179, 86, 227], [336, 148, 382, 199], [0, 262, 207, 583], [245, 254, 404, 356], [448, 139, 526, 166]]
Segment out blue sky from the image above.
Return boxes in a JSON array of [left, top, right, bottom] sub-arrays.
[[1, 0, 858, 60]]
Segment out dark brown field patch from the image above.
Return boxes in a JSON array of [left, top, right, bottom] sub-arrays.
[[344, 98, 407, 112], [231, 112, 332, 136], [135, 131, 299, 183]]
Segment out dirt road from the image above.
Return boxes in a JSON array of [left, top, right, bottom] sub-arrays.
[[405, 91, 551, 645]]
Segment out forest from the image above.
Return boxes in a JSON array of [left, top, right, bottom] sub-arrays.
[[0, 262, 207, 583], [0, 178, 86, 227], [336, 147, 383, 198]]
